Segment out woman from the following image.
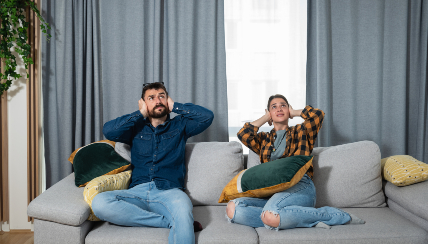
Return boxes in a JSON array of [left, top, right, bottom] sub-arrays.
[[226, 94, 364, 230]]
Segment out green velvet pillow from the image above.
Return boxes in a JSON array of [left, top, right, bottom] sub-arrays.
[[219, 155, 313, 203], [69, 140, 131, 187]]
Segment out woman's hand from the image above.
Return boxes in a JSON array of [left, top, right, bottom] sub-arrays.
[[265, 109, 273, 126], [139, 98, 148, 118], [288, 104, 294, 119]]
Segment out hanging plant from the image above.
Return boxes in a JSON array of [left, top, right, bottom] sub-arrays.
[[0, 0, 51, 95]]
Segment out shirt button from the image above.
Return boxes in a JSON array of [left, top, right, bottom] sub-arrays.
[[154, 155, 156, 157]]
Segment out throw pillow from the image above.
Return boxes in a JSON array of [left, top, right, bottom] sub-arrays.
[[83, 170, 132, 221], [218, 155, 313, 203], [69, 140, 131, 187], [381, 155, 428, 186]]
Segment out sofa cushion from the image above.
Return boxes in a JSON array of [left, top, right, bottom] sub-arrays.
[[85, 206, 259, 244], [381, 155, 428, 186], [385, 180, 428, 223], [256, 208, 428, 244], [218, 156, 313, 203], [311, 141, 386, 208], [388, 199, 428, 232], [184, 142, 244, 206], [69, 140, 131, 187], [247, 149, 261, 169], [27, 173, 90, 226]]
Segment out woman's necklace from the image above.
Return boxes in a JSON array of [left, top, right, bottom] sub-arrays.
[[272, 131, 287, 152]]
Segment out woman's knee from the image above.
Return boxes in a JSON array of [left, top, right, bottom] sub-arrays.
[[226, 201, 235, 219], [261, 211, 280, 228]]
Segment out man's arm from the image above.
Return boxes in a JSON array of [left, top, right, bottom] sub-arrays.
[[102, 99, 148, 144], [168, 97, 214, 138]]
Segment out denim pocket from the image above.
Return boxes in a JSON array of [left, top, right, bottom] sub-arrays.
[[135, 133, 152, 155], [160, 129, 180, 152]]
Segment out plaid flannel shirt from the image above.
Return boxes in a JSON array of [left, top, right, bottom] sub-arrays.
[[237, 105, 325, 179]]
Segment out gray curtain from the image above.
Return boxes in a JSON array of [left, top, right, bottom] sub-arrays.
[[42, 0, 228, 188], [306, 0, 428, 161], [42, 0, 102, 187], [99, 0, 228, 143]]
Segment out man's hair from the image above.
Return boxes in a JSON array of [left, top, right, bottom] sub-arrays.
[[267, 94, 289, 111], [141, 82, 168, 100]]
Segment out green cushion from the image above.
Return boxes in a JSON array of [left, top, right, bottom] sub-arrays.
[[219, 155, 313, 203], [72, 142, 130, 187], [241, 155, 312, 192]]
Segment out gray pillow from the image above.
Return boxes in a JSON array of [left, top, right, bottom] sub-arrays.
[[311, 141, 386, 208], [185, 142, 244, 206], [114, 142, 131, 162]]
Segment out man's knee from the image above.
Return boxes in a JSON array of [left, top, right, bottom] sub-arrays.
[[91, 193, 107, 217], [226, 201, 235, 219], [261, 211, 280, 228]]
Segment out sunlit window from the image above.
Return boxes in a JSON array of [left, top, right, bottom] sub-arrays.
[[225, 0, 308, 153]]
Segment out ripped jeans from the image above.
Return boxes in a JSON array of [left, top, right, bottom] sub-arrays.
[[226, 174, 351, 230]]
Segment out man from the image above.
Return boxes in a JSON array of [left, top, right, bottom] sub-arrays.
[[92, 82, 214, 244]]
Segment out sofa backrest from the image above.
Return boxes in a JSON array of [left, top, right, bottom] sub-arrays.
[[247, 140, 386, 208], [184, 141, 244, 206]]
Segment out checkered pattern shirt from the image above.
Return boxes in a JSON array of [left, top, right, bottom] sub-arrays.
[[237, 105, 325, 179]]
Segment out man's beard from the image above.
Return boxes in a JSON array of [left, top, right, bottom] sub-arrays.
[[149, 104, 169, 118]]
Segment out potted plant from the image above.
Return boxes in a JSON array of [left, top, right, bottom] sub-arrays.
[[0, 0, 51, 95]]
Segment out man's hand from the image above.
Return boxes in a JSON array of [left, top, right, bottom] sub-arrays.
[[139, 98, 148, 118], [167, 95, 174, 113]]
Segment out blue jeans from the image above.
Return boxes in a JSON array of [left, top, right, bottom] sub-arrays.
[[92, 181, 194, 244], [226, 174, 351, 230]]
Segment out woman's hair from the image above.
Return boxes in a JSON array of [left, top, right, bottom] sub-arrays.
[[267, 94, 289, 111]]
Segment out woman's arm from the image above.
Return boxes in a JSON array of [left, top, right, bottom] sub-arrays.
[[300, 105, 325, 151], [250, 109, 272, 127]]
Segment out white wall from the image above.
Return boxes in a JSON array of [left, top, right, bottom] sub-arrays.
[[4, 50, 32, 230]]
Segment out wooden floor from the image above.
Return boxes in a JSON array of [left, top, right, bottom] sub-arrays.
[[0, 231, 34, 244]]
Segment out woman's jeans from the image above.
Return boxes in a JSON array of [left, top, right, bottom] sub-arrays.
[[226, 174, 351, 230], [92, 181, 194, 244]]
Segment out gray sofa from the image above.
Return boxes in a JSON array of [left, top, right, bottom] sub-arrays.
[[28, 141, 428, 244]]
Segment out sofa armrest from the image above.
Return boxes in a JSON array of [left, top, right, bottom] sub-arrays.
[[28, 173, 91, 226], [385, 180, 428, 222]]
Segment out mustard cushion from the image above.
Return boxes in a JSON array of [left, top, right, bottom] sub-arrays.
[[381, 155, 428, 186], [218, 156, 313, 203], [69, 140, 131, 187], [83, 170, 132, 221]]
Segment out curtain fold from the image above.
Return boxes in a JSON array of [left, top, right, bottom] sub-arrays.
[[42, 0, 228, 187], [306, 0, 428, 161], [99, 0, 228, 143], [42, 0, 102, 187]]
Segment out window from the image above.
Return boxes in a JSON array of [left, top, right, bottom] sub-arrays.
[[225, 0, 308, 153]]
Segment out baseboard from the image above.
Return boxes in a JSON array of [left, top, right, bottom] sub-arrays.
[[8, 229, 33, 233]]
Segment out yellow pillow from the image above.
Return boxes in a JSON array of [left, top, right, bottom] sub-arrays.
[[83, 170, 132, 221], [382, 155, 428, 186]]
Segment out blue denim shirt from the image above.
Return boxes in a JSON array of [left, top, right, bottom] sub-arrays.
[[103, 102, 214, 190]]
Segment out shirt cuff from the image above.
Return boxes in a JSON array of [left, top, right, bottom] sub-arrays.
[[301, 105, 314, 118], [243, 122, 259, 133]]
